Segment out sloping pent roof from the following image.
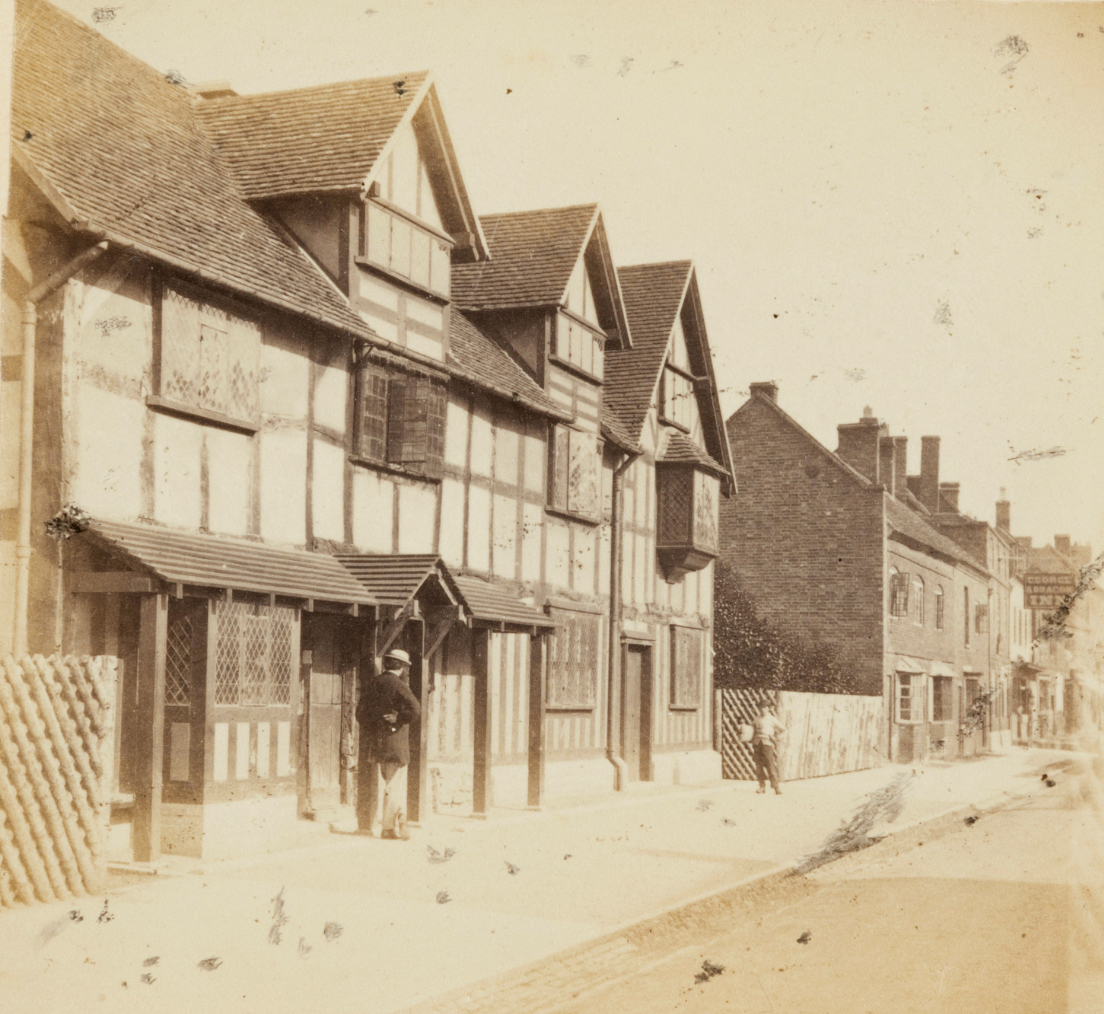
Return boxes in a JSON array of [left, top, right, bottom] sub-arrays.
[[86, 520, 376, 604], [452, 576, 556, 629], [11, 0, 371, 340], [658, 431, 728, 477], [337, 555, 554, 628]]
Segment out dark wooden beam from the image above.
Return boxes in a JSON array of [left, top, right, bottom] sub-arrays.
[[423, 605, 460, 661], [356, 622, 379, 833], [527, 634, 547, 810], [407, 621, 430, 827], [472, 630, 492, 817], [132, 592, 168, 862], [69, 571, 160, 594], [378, 600, 415, 659]]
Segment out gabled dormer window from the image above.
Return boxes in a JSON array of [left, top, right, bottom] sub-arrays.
[[659, 363, 695, 431], [553, 313, 604, 380]]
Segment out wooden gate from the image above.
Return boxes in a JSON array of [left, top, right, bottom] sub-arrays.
[[716, 688, 778, 779]]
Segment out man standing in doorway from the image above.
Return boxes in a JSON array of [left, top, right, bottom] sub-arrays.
[[356, 648, 421, 839], [752, 702, 786, 795]]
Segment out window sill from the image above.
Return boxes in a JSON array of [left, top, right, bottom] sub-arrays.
[[657, 416, 691, 434], [545, 505, 601, 527], [349, 456, 442, 484], [668, 704, 701, 712], [146, 395, 259, 434], [546, 353, 602, 385], [354, 257, 449, 305], [544, 704, 596, 713]]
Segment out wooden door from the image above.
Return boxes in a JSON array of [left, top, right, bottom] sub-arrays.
[[621, 647, 643, 781], [309, 618, 343, 811]]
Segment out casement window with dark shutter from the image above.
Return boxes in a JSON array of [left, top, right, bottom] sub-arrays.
[[889, 570, 910, 617], [546, 609, 600, 709], [670, 626, 703, 709], [548, 424, 599, 520], [355, 364, 447, 478], [931, 676, 953, 722]]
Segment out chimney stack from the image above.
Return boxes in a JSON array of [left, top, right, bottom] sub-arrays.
[[918, 436, 940, 513], [879, 436, 896, 495], [938, 482, 960, 513], [995, 487, 1011, 531], [1055, 534, 1071, 559], [893, 436, 908, 501], [749, 381, 778, 403], [836, 408, 885, 485]]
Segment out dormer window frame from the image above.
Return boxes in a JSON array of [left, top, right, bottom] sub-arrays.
[[357, 194, 454, 302], [549, 309, 606, 383]]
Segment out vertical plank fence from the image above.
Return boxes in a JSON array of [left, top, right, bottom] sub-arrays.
[[718, 688, 884, 781], [0, 655, 117, 909]]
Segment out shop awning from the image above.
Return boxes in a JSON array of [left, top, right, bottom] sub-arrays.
[[453, 576, 557, 631], [893, 655, 927, 674], [83, 519, 376, 605]]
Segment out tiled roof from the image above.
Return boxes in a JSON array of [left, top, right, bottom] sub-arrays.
[[658, 431, 729, 477], [85, 520, 375, 604], [12, 0, 370, 338], [600, 409, 642, 453], [196, 73, 429, 200], [604, 262, 692, 442], [885, 497, 989, 574], [448, 313, 571, 422], [452, 577, 556, 629], [336, 554, 459, 608], [451, 205, 598, 310]]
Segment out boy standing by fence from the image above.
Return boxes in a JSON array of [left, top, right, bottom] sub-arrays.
[[752, 703, 786, 795]]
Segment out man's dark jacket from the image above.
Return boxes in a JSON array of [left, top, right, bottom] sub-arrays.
[[356, 668, 421, 767]]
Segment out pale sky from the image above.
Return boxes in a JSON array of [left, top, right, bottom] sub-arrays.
[[19, 0, 1104, 552]]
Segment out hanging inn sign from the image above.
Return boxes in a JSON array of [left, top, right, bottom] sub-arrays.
[[1023, 570, 1077, 610]]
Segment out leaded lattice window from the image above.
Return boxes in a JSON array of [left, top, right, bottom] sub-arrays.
[[670, 626, 703, 709], [214, 600, 295, 707], [546, 609, 600, 708], [159, 283, 261, 424], [355, 364, 447, 477], [165, 598, 205, 706], [657, 468, 693, 545]]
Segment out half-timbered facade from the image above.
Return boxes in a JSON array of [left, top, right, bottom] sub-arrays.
[[4, 0, 733, 860]]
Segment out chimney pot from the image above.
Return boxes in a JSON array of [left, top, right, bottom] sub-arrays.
[[1054, 535, 1071, 559], [918, 436, 941, 513], [996, 495, 1011, 532], [893, 436, 908, 501], [749, 381, 778, 403]]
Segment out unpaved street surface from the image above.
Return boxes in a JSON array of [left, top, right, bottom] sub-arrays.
[[525, 761, 1103, 1014]]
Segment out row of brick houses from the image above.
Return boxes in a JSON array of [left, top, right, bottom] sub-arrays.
[[3, 0, 733, 860], [718, 382, 1101, 764]]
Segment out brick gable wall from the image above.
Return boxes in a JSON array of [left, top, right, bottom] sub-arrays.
[[718, 398, 885, 695]]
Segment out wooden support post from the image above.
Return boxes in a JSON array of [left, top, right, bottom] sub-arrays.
[[527, 634, 547, 809], [356, 621, 378, 832], [133, 592, 168, 863], [407, 621, 430, 826], [472, 629, 492, 817]]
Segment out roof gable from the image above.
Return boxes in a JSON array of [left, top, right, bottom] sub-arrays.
[[451, 205, 630, 346], [11, 0, 369, 338], [197, 75, 488, 260], [606, 262, 734, 487]]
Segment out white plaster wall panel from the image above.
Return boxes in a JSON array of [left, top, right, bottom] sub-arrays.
[[361, 312, 399, 343], [644, 462, 656, 529], [633, 535, 647, 605], [598, 521, 611, 595], [312, 362, 347, 433], [0, 384, 21, 508], [259, 428, 307, 545], [492, 493, 517, 581], [467, 483, 490, 572], [206, 427, 252, 536], [352, 469, 393, 553], [73, 385, 145, 520], [622, 530, 634, 604], [684, 568, 699, 615], [521, 502, 542, 584], [646, 535, 656, 604], [312, 439, 346, 542], [523, 429, 545, 494], [77, 271, 150, 383], [359, 272, 399, 311], [439, 478, 465, 568], [601, 460, 613, 515], [700, 561, 713, 614], [494, 425, 519, 487], [260, 337, 309, 419], [623, 480, 636, 530], [574, 526, 596, 594], [445, 395, 469, 468], [398, 483, 436, 554], [470, 403, 492, 477], [406, 330, 443, 361], [213, 722, 229, 781], [547, 522, 570, 590]]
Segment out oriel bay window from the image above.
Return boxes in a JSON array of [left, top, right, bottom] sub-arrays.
[[656, 464, 719, 580], [548, 424, 599, 520], [152, 279, 261, 429], [354, 358, 447, 479]]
